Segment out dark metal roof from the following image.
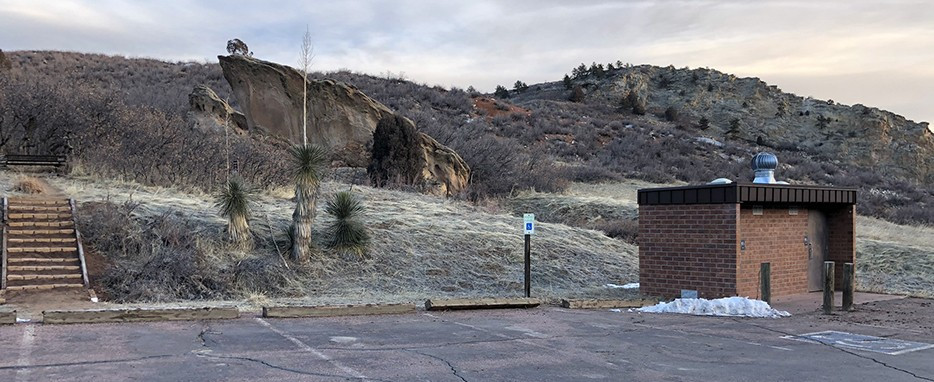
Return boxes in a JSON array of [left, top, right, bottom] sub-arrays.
[[637, 183, 856, 205]]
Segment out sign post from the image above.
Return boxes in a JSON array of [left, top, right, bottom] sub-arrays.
[[523, 214, 534, 298]]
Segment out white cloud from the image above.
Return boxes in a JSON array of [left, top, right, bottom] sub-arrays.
[[0, 0, 932, 122]]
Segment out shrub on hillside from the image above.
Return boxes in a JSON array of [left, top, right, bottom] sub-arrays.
[[367, 114, 423, 188], [0, 49, 11, 71], [0, 74, 289, 191], [78, 201, 304, 302]]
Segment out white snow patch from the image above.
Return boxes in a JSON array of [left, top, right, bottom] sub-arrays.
[[696, 137, 724, 147], [605, 283, 639, 289], [16, 318, 30, 323], [609, 309, 622, 313], [634, 297, 790, 318]]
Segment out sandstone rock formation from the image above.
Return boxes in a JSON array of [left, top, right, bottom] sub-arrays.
[[188, 85, 248, 133], [217, 54, 470, 195], [368, 114, 470, 196], [418, 132, 470, 196]]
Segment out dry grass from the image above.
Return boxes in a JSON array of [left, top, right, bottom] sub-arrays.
[[43, 172, 637, 303], [855, 216, 934, 298], [11, 175, 51, 194], [13, 171, 930, 302]]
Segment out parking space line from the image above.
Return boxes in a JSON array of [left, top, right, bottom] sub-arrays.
[[254, 317, 368, 380], [15, 325, 35, 382]]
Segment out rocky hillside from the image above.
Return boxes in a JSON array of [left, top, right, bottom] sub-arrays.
[[2, 50, 932, 224], [524, 64, 933, 184]]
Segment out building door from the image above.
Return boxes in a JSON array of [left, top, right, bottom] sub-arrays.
[[807, 210, 829, 291]]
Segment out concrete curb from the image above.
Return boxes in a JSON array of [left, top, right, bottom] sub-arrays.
[[262, 303, 417, 318], [425, 297, 541, 311], [42, 306, 240, 324], [0, 308, 15, 325], [560, 298, 658, 309]]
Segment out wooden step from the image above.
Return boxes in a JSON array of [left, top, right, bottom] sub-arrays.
[[7, 228, 75, 235], [7, 221, 74, 228], [7, 213, 73, 220], [8, 237, 76, 244], [7, 265, 81, 272], [6, 199, 69, 206], [7, 257, 80, 264], [7, 247, 76, 253], [8, 205, 71, 212], [5, 284, 84, 291], [7, 274, 82, 281]]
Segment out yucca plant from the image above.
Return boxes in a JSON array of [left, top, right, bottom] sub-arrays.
[[216, 176, 253, 247], [324, 191, 370, 256], [290, 144, 328, 262]]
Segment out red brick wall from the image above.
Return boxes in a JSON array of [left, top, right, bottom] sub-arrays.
[[736, 207, 810, 298], [638, 204, 739, 299], [826, 205, 856, 289]]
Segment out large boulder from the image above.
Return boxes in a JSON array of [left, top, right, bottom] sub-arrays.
[[368, 114, 471, 196], [217, 54, 471, 195], [188, 85, 248, 133]]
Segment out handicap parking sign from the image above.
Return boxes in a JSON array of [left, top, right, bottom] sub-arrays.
[[523, 214, 535, 235]]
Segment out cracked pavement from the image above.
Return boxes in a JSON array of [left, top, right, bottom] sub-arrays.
[[1, 300, 933, 381]]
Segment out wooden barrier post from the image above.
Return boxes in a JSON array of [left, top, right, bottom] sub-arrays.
[[760, 262, 771, 304], [823, 261, 835, 315], [842, 262, 855, 311]]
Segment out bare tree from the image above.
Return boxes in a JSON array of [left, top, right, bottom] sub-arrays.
[[298, 26, 314, 147]]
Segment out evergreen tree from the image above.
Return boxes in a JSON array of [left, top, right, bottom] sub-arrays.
[[493, 85, 510, 99]]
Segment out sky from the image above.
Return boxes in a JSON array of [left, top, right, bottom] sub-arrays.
[[1, 0, 932, 123]]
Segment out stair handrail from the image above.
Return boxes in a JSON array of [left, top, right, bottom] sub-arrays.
[[2, 196, 8, 290], [69, 198, 90, 288]]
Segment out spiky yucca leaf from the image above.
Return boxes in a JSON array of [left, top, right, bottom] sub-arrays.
[[324, 191, 370, 256], [216, 177, 252, 245], [290, 144, 329, 187], [290, 144, 328, 262]]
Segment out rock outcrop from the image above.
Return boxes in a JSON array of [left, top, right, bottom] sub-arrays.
[[188, 85, 248, 133], [569, 65, 934, 183], [368, 114, 471, 196], [418, 132, 470, 196], [217, 54, 470, 195]]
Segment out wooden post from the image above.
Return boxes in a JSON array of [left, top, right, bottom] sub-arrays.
[[823, 261, 835, 314], [524, 234, 531, 298], [842, 262, 855, 311], [759, 262, 771, 304]]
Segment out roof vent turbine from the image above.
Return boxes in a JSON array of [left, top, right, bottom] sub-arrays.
[[751, 152, 778, 184]]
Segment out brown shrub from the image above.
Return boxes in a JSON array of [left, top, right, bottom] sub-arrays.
[[76, 201, 307, 302], [12, 176, 49, 194], [593, 218, 639, 245]]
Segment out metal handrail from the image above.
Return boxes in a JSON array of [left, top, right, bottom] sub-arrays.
[[69, 199, 90, 288]]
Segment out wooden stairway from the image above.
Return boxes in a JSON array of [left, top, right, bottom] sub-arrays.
[[2, 197, 89, 292]]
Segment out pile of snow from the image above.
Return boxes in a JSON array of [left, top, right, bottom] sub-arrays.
[[605, 283, 639, 289], [696, 137, 724, 147], [635, 297, 790, 318]]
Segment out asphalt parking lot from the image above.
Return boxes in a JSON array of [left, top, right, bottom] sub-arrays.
[[1, 297, 932, 382]]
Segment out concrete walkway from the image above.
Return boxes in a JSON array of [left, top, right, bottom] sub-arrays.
[[0, 297, 932, 381]]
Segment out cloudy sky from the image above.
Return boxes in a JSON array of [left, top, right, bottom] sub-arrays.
[[1, 0, 932, 123]]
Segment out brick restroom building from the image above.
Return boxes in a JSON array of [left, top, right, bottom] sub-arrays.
[[637, 153, 857, 299]]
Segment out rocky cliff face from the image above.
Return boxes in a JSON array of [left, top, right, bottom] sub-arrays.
[[188, 84, 248, 133], [569, 65, 934, 183], [217, 54, 470, 195]]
